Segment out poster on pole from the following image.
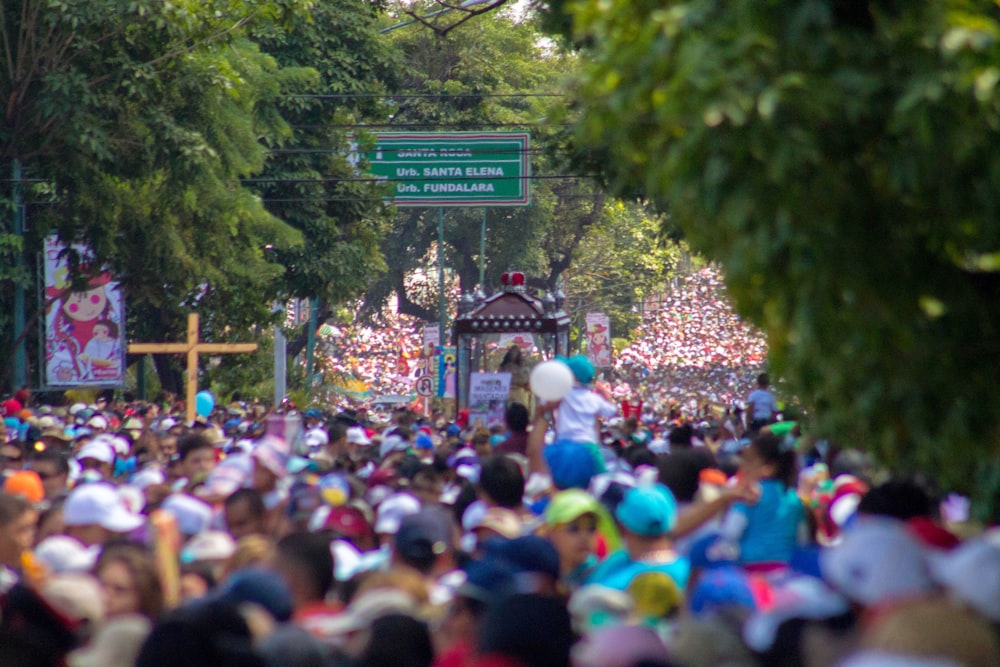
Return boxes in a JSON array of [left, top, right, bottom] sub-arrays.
[[43, 236, 126, 386], [413, 324, 439, 381], [584, 312, 612, 368], [468, 373, 512, 430], [436, 346, 456, 398], [422, 324, 440, 358]]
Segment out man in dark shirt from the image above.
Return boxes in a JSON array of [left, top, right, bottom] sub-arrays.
[[494, 403, 529, 456]]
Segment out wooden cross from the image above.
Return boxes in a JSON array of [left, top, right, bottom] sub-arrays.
[[128, 313, 257, 424]]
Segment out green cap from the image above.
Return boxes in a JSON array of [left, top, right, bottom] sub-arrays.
[[544, 489, 621, 552]]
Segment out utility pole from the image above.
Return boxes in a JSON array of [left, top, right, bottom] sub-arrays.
[[12, 160, 27, 390]]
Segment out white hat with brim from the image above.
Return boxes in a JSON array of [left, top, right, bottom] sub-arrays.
[[63, 483, 144, 533], [181, 530, 237, 564], [819, 516, 935, 607], [76, 440, 115, 465], [162, 493, 213, 537], [34, 536, 98, 574], [347, 427, 372, 446], [929, 528, 1000, 622], [86, 415, 108, 430], [374, 493, 421, 535], [130, 467, 166, 490]]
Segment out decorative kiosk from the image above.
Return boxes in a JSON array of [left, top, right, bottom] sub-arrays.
[[452, 271, 571, 413]]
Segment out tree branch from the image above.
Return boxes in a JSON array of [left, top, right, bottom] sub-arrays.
[[394, 277, 436, 322], [404, 0, 512, 37]]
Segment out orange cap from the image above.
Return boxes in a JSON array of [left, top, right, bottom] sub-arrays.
[[3, 470, 45, 504], [699, 468, 729, 487]]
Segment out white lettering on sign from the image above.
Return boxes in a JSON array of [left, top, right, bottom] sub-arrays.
[[423, 183, 496, 193], [398, 150, 437, 158], [423, 167, 464, 177], [465, 167, 503, 177], [440, 148, 472, 157]]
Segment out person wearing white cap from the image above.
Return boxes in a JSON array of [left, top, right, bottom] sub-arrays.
[[75, 438, 116, 481], [161, 493, 214, 538], [820, 516, 936, 610], [33, 535, 98, 574], [86, 413, 109, 433], [304, 428, 329, 451], [61, 483, 144, 547], [374, 492, 422, 538], [930, 528, 1000, 624], [346, 426, 372, 461]]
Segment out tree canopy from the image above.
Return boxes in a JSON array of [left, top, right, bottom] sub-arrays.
[[547, 0, 1000, 504], [0, 0, 401, 393], [358, 7, 663, 334]]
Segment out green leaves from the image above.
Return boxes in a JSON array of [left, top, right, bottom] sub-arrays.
[[552, 0, 1000, 508]]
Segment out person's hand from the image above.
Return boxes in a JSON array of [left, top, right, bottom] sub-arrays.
[[533, 400, 558, 420]]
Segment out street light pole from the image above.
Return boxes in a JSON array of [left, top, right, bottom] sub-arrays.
[[12, 159, 27, 391]]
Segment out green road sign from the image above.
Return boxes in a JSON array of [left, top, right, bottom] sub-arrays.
[[364, 132, 531, 207]]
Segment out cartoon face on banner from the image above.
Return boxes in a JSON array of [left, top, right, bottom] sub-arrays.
[[585, 313, 612, 368], [43, 236, 125, 386]]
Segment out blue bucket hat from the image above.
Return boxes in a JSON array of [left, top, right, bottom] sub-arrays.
[[615, 483, 678, 536], [544, 441, 605, 490]]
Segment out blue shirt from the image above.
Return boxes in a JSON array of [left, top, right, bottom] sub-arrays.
[[732, 479, 804, 564], [584, 549, 690, 591]]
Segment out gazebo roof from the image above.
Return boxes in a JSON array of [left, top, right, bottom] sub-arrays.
[[453, 289, 570, 335]]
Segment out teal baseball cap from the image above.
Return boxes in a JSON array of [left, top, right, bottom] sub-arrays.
[[615, 483, 678, 536], [556, 354, 595, 385]]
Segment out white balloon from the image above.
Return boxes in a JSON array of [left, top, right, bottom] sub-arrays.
[[529, 360, 575, 402]]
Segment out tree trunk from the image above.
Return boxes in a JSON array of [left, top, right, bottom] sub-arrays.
[[286, 305, 334, 359], [395, 282, 436, 322]]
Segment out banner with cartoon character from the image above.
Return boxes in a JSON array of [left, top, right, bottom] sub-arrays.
[[43, 236, 125, 386], [585, 312, 612, 368]]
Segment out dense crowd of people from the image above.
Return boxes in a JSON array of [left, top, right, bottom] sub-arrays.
[[614, 266, 769, 412], [315, 311, 425, 399], [0, 355, 997, 667], [313, 266, 768, 419]]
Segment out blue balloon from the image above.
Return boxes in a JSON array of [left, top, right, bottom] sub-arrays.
[[195, 390, 215, 418]]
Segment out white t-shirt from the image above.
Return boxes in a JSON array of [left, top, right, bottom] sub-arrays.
[[555, 386, 618, 444], [747, 388, 779, 420]]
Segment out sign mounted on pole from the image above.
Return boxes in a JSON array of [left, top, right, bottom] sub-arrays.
[[364, 132, 531, 207], [42, 236, 126, 387]]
